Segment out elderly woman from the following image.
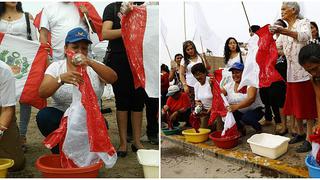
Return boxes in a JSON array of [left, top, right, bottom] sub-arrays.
[[299, 43, 320, 133], [221, 62, 264, 136], [36, 27, 117, 154], [179, 40, 209, 109], [270, 2, 317, 153]]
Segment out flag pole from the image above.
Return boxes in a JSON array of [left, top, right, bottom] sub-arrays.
[[83, 13, 93, 34], [161, 31, 172, 61], [241, 1, 251, 29], [183, 1, 186, 41]]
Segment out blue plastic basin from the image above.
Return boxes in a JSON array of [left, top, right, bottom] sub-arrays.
[[305, 154, 320, 178]]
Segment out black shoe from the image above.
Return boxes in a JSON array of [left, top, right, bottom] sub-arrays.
[[131, 144, 138, 152], [289, 134, 306, 144], [117, 150, 127, 157], [148, 136, 159, 145], [101, 108, 112, 114], [296, 140, 312, 153]]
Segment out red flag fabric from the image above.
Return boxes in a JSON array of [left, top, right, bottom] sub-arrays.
[[189, 112, 200, 133], [0, 32, 47, 109], [238, 24, 283, 90], [74, 2, 103, 41], [309, 133, 320, 165], [43, 66, 116, 168]]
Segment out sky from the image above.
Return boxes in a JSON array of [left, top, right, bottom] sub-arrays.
[[160, 0, 320, 67]]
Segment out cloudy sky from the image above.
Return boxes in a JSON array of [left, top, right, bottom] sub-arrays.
[[160, 0, 320, 66]]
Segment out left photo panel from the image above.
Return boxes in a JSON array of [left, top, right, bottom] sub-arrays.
[[0, 1, 160, 178]]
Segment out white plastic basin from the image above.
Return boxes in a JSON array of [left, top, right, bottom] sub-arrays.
[[137, 149, 159, 178], [247, 133, 290, 159]]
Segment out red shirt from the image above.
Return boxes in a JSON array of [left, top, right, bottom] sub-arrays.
[[166, 92, 191, 112], [161, 72, 169, 94]]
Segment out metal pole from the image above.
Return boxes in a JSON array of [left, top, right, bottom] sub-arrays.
[[161, 31, 172, 61], [241, 1, 251, 29]]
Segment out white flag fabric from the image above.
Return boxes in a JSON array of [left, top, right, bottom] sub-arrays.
[[187, 2, 223, 55]]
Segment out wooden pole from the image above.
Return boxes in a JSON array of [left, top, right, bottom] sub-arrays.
[[183, 2, 187, 41], [241, 1, 251, 29]]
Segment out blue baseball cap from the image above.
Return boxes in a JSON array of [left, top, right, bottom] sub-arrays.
[[65, 27, 92, 44], [228, 62, 244, 71]]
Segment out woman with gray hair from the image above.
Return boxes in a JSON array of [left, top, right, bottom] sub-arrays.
[[269, 1, 317, 153]]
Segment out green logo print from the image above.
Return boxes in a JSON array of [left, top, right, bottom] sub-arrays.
[[0, 50, 30, 79]]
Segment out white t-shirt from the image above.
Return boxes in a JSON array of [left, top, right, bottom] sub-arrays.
[[225, 80, 264, 113], [194, 77, 213, 109], [0, 14, 38, 41], [40, 2, 88, 61], [0, 61, 16, 107], [45, 60, 104, 112], [180, 55, 203, 87]]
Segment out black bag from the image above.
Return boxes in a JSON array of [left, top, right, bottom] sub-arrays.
[[24, 12, 32, 41]]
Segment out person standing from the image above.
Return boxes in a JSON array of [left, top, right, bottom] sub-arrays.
[[270, 2, 317, 152], [102, 2, 145, 157], [0, 2, 38, 153]]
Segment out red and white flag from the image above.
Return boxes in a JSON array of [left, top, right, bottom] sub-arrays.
[[310, 132, 320, 165], [209, 72, 238, 137], [238, 25, 283, 90], [121, 4, 159, 98], [0, 32, 47, 109], [44, 66, 117, 168]]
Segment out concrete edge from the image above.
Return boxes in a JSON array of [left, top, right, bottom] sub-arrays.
[[161, 134, 309, 178]]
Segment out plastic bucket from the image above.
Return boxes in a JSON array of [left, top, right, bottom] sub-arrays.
[[305, 154, 320, 178], [209, 131, 240, 149], [162, 127, 180, 135], [0, 159, 14, 178], [137, 149, 159, 178], [182, 128, 211, 143], [35, 154, 103, 178]]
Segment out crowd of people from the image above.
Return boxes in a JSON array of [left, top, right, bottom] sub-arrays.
[[0, 2, 159, 172], [161, 1, 320, 157]]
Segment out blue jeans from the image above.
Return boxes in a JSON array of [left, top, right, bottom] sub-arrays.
[[36, 107, 64, 154], [233, 107, 264, 131], [19, 103, 31, 137]]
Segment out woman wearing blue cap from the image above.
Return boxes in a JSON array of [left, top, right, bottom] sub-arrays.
[[221, 62, 264, 136], [35, 27, 117, 154]]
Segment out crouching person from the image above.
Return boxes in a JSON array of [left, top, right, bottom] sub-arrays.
[[161, 85, 191, 129], [221, 62, 264, 136], [0, 61, 25, 171]]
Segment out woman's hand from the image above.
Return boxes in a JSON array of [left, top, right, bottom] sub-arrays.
[[79, 5, 89, 16], [313, 125, 320, 134], [226, 104, 238, 112], [269, 25, 283, 34], [60, 71, 84, 86]]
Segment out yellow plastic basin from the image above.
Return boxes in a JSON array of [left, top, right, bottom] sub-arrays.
[[0, 159, 14, 178], [182, 128, 211, 143]]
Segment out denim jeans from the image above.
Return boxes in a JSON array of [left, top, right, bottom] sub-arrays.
[[19, 103, 32, 137], [36, 107, 64, 154], [233, 107, 264, 131]]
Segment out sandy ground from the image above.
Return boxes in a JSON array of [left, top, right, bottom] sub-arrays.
[[7, 97, 159, 178], [161, 139, 264, 178]]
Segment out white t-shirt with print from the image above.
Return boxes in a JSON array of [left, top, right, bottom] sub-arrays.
[[194, 77, 213, 109], [45, 60, 104, 112], [180, 55, 203, 87], [40, 2, 88, 61], [0, 61, 16, 107]]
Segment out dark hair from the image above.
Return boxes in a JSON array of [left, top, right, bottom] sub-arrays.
[[223, 37, 243, 64], [299, 43, 320, 66], [0, 2, 23, 17], [182, 40, 201, 66], [275, 19, 287, 28], [161, 63, 169, 73], [174, 53, 183, 60], [249, 25, 260, 33], [311, 21, 319, 38], [191, 63, 208, 75]]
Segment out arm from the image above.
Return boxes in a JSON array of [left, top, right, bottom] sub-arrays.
[[102, 21, 122, 40], [229, 87, 257, 112], [179, 64, 189, 93], [0, 106, 14, 130]]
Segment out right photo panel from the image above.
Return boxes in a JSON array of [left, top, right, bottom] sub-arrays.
[[160, 1, 320, 178]]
